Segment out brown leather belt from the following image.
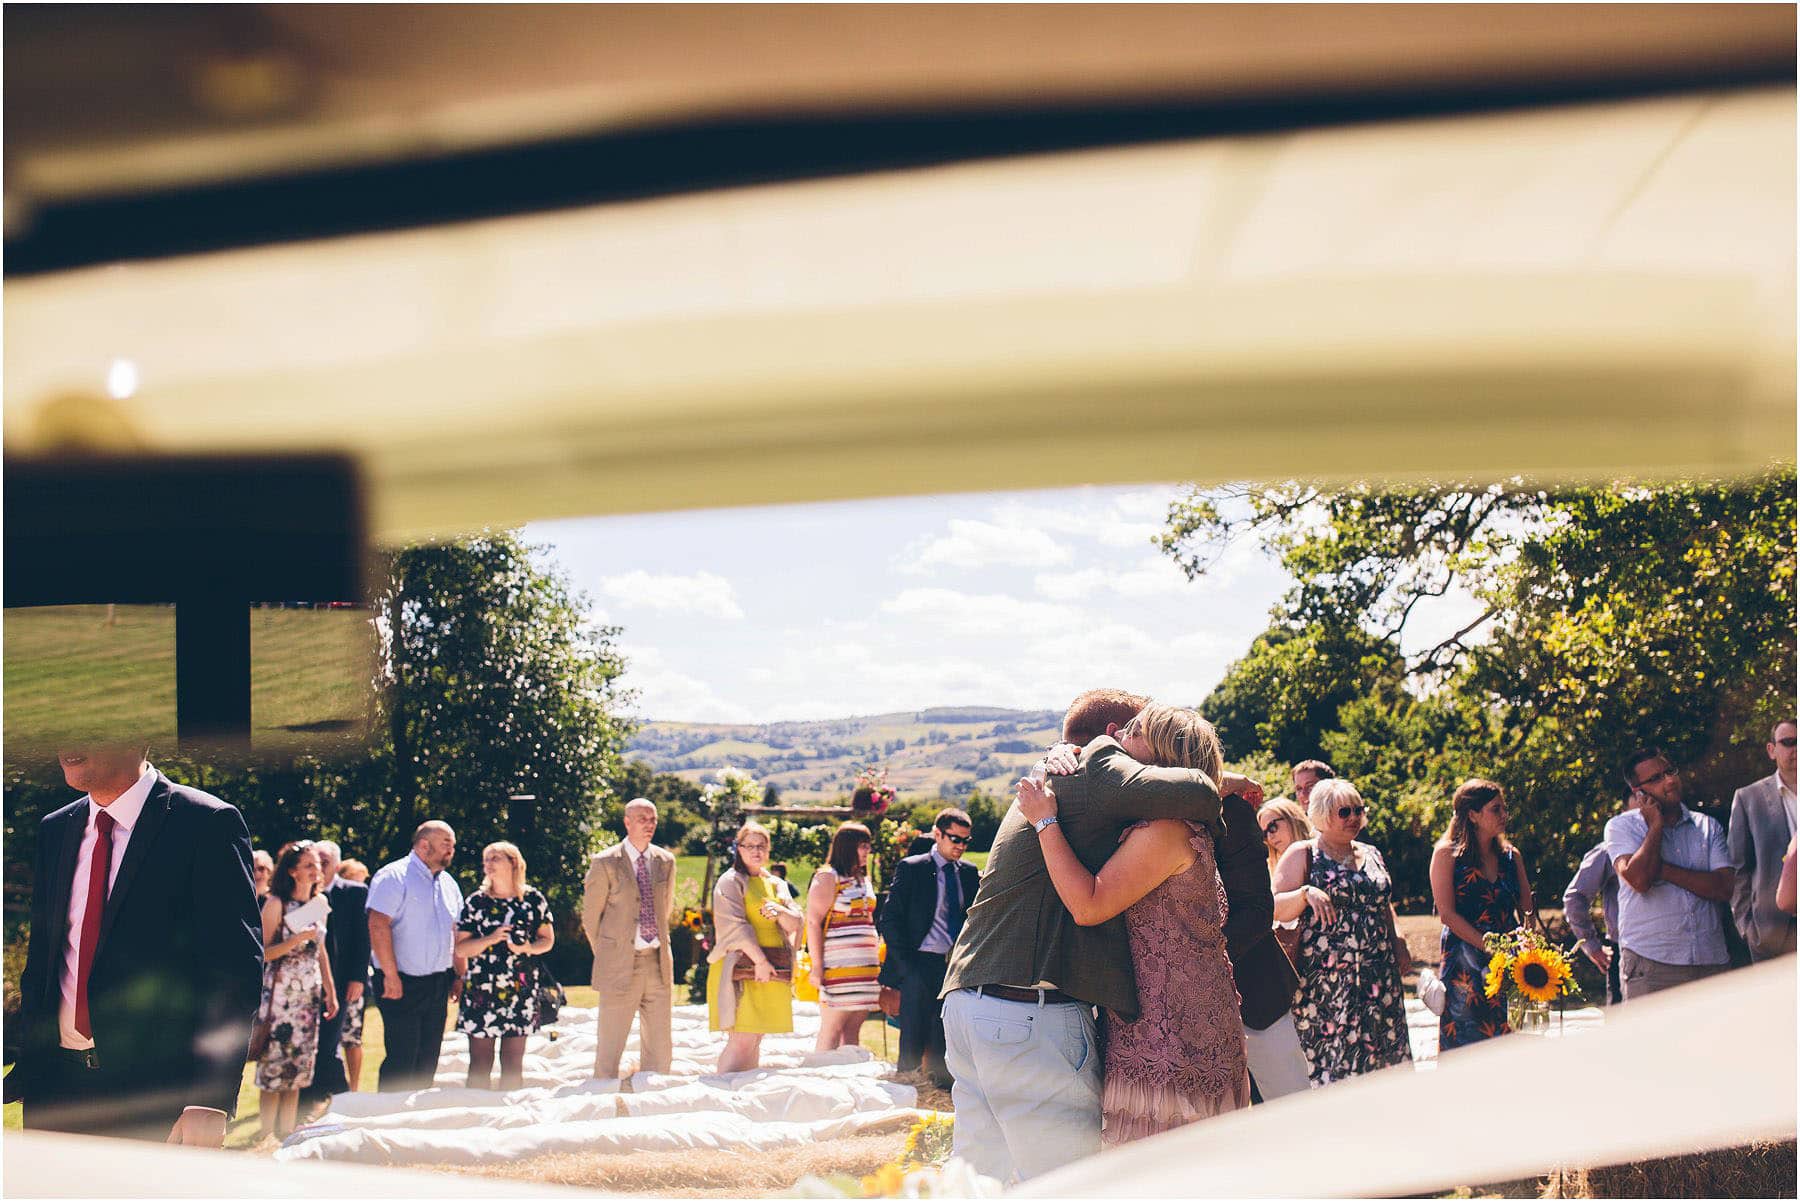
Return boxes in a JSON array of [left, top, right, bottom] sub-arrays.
[[976, 984, 1080, 1005]]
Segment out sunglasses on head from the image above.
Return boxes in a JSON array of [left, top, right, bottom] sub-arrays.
[[941, 832, 971, 846], [1337, 805, 1366, 820]]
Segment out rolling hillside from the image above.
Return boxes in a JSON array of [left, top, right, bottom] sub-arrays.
[[627, 706, 1064, 801]]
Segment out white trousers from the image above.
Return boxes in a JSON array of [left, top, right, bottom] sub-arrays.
[[941, 988, 1102, 1183], [1243, 1011, 1313, 1100]]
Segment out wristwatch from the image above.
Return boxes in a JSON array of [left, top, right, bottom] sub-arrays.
[[1032, 815, 1059, 835]]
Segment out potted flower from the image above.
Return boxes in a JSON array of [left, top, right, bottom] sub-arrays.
[[1481, 925, 1578, 1034]]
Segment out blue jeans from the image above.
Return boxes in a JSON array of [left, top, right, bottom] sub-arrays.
[[941, 987, 1101, 1183]]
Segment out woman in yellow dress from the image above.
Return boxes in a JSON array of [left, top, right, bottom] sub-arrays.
[[707, 820, 804, 1073]]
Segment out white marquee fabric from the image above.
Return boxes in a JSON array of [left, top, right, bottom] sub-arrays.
[[5, 963, 1783, 1197], [7, 86, 1791, 541], [274, 1001, 930, 1167]]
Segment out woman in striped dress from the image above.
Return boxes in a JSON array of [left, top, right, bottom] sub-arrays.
[[806, 822, 882, 1051]]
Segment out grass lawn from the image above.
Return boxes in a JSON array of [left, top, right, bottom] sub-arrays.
[[4, 604, 374, 754]]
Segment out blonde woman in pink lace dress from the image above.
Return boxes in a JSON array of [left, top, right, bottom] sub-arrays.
[[1017, 703, 1251, 1145]]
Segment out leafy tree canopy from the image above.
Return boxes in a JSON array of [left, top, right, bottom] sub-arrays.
[[1164, 468, 1796, 903]]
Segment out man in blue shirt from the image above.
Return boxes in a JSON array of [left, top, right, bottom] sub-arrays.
[[1603, 749, 1735, 1000], [367, 820, 463, 1091], [1562, 839, 1622, 1004]]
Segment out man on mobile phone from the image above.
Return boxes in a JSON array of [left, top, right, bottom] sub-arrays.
[[1604, 748, 1734, 1000]]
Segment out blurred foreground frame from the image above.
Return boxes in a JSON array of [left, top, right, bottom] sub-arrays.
[[3, 454, 370, 755]]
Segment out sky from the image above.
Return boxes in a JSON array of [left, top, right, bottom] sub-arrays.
[[527, 484, 1297, 725]]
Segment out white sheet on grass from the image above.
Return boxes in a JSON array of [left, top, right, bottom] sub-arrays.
[[275, 1001, 932, 1166]]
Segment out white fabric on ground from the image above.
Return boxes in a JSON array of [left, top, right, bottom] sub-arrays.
[[276, 1002, 931, 1166], [1404, 995, 1605, 1064]]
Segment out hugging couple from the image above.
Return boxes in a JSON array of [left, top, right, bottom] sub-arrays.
[[939, 689, 1271, 1183]]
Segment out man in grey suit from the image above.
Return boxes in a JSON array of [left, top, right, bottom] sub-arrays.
[[1728, 718, 1797, 961]]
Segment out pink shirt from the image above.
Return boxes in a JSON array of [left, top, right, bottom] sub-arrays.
[[59, 766, 156, 1049]]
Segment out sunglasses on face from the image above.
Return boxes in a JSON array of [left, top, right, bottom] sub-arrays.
[[1337, 806, 1366, 820], [941, 833, 971, 846], [1777, 737, 1798, 748], [1261, 821, 1285, 837]]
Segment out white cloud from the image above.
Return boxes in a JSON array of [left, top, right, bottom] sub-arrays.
[[1034, 556, 1192, 603], [620, 644, 754, 723], [596, 570, 745, 620], [882, 588, 1082, 639], [896, 518, 1072, 574]]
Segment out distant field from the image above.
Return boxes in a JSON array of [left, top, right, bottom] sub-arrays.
[[635, 708, 1063, 804], [4, 605, 375, 754]]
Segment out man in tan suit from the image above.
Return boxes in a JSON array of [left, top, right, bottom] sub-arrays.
[[582, 798, 677, 1080]]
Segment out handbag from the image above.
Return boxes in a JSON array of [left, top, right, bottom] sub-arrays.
[[533, 961, 565, 1026], [730, 941, 793, 983]]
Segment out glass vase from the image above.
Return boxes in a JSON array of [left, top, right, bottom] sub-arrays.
[[1507, 994, 1552, 1036]]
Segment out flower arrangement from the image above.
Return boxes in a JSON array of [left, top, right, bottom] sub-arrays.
[[1482, 925, 1578, 1031], [851, 765, 897, 818], [794, 1116, 1001, 1199]]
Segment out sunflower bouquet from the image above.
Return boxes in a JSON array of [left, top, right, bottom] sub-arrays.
[[1481, 925, 1578, 1032]]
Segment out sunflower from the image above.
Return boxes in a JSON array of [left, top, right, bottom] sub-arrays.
[[1510, 947, 1569, 1003], [1483, 952, 1512, 999]]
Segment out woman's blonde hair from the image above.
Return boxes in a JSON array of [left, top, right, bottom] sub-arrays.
[[479, 841, 528, 895], [1124, 703, 1223, 783], [1257, 798, 1315, 866], [1307, 778, 1365, 827]]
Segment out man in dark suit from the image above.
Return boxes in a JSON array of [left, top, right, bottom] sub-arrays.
[[5, 745, 263, 1143], [300, 839, 369, 1106], [878, 807, 981, 1087]]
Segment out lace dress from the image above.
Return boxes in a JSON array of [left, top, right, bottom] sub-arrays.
[[1290, 842, 1413, 1085], [1102, 821, 1251, 1145], [1438, 847, 1522, 1050]]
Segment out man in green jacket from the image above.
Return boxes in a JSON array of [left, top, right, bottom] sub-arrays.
[[939, 689, 1262, 1182]]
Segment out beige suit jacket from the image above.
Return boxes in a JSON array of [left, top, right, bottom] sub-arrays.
[[581, 840, 677, 989]]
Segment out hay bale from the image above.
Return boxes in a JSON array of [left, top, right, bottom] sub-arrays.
[[1573, 1140, 1796, 1199], [434, 1132, 908, 1196]]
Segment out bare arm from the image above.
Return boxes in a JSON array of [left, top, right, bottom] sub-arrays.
[[261, 897, 318, 961], [455, 926, 512, 958], [1271, 841, 1336, 926], [1038, 818, 1193, 926], [318, 945, 337, 1019], [368, 910, 400, 978], [805, 870, 835, 972], [1513, 850, 1538, 929], [1616, 799, 1665, 894], [1658, 862, 1735, 903], [1430, 845, 1488, 951]]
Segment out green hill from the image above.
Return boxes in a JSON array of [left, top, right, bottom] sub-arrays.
[[628, 707, 1063, 802]]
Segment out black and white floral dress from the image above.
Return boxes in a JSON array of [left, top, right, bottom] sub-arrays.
[[1290, 842, 1414, 1086], [455, 887, 554, 1038]]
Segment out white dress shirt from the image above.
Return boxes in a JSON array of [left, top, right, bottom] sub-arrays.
[[59, 765, 157, 1050], [1780, 778, 1796, 838], [622, 840, 662, 950]]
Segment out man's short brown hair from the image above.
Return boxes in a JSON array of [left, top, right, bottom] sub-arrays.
[[934, 807, 972, 833], [1062, 688, 1151, 747], [1293, 759, 1336, 780]]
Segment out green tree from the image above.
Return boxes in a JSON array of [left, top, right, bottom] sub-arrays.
[[1202, 623, 1402, 762], [370, 532, 635, 942], [1164, 469, 1797, 901]]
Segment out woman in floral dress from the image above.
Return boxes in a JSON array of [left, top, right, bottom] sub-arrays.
[[1431, 779, 1535, 1050], [454, 842, 556, 1090], [256, 841, 337, 1142], [1017, 704, 1250, 1144], [1272, 780, 1413, 1086]]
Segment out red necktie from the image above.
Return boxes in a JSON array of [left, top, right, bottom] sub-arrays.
[[73, 809, 116, 1040]]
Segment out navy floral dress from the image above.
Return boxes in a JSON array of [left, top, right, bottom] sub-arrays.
[[1438, 846, 1522, 1050], [455, 888, 553, 1038], [1290, 842, 1414, 1086]]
